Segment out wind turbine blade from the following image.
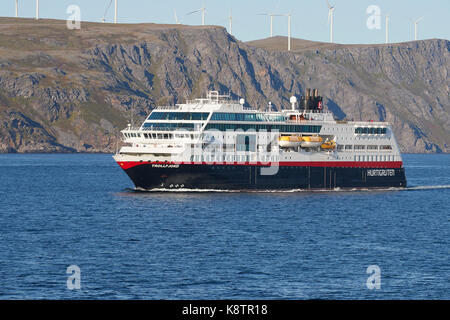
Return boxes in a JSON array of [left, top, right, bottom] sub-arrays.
[[416, 16, 424, 23], [327, 9, 331, 24], [326, 0, 331, 9], [186, 9, 201, 15]]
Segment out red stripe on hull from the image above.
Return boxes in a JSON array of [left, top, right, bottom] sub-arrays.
[[117, 161, 404, 170]]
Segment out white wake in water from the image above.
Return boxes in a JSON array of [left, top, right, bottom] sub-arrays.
[[128, 185, 450, 193], [404, 185, 450, 191]]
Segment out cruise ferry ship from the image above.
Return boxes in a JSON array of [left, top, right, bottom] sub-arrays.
[[113, 90, 407, 190]]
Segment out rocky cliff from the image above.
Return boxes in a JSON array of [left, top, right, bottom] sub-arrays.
[[0, 18, 448, 153]]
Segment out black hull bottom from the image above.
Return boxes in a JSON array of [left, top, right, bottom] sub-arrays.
[[122, 164, 407, 190]]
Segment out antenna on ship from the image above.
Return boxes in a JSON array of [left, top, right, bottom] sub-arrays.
[[130, 105, 134, 128]]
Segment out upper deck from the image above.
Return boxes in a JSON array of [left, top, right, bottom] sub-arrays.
[[117, 91, 402, 165]]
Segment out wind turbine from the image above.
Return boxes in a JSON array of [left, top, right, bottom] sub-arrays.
[[187, 7, 206, 26], [326, 0, 335, 43], [174, 9, 181, 24], [114, 0, 118, 24], [102, 0, 113, 23], [385, 14, 389, 44], [412, 16, 424, 41], [35, 0, 39, 20], [229, 10, 233, 35], [285, 12, 292, 51], [257, 13, 275, 37]]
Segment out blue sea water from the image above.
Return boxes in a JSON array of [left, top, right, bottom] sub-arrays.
[[0, 153, 448, 299]]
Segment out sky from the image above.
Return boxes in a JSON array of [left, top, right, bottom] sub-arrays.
[[1, 0, 449, 44]]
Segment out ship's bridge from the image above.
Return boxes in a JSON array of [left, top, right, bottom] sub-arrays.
[[172, 91, 247, 113]]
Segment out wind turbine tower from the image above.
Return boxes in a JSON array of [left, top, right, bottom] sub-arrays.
[[229, 11, 233, 35], [35, 0, 39, 20], [269, 14, 273, 38], [257, 13, 276, 37], [187, 7, 206, 26], [114, 0, 118, 24], [15, 0, 18, 17], [413, 16, 424, 41], [327, 1, 335, 43], [385, 15, 389, 44], [174, 9, 181, 24], [287, 13, 291, 51]]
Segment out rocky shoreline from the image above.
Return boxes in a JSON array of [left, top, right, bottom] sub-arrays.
[[0, 18, 448, 153]]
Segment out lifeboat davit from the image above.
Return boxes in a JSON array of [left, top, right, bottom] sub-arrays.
[[321, 140, 336, 150], [301, 136, 323, 148], [279, 135, 302, 148]]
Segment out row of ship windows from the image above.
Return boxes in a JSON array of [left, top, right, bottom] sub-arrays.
[[190, 155, 279, 162], [188, 154, 395, 162], [210, 113, 286, 122], [205, 123, 322, 133], [353, 155, 395, 161], [124, 132, 200, 140], [142, 123, 199, 131], [149, 112, 210, 121], [337, 145, 392, 151], [125, 132, 141, 138], [124, 132, 394, 152], [355, 127, 387, 134], [142, 122, 323, 133], [148, 112, 287, 122]]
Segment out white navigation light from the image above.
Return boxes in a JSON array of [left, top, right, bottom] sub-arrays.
[[290, 96, 297, 110], [239, 98, 245, 105]]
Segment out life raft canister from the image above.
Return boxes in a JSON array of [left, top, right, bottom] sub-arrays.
[[318, 101, 323, 109]]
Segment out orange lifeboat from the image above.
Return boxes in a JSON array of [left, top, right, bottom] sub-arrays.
[[321, 140, 336, 150], [301, 135, 323, 148], [279, 135, 302, 148]]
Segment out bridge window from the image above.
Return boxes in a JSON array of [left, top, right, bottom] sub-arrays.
[[149, 112, 209, 121], [355, 127, 387, 134], [142, 122, 197, 131]]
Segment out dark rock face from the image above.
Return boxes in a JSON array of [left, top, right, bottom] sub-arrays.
[[0, 19, 448, 153]]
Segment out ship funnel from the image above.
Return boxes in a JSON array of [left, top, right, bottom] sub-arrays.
[[300, 88, 323, 112]]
